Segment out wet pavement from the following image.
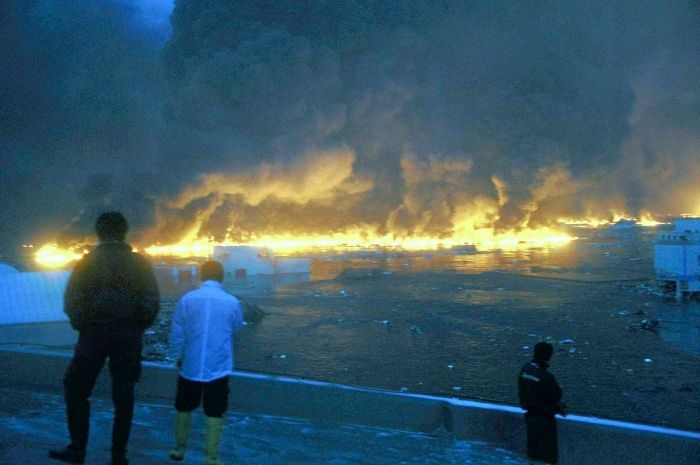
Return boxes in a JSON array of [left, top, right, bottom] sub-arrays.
[[0, 386, 531, 465]]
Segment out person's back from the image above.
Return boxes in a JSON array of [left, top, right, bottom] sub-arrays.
[[65, 241, 159, 331], [50, 211, 159, 465], [168, 260, 243, 465], [171, 280, 242, 381]]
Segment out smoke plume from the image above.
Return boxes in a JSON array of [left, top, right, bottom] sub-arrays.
[[2, 0, 699, 251]]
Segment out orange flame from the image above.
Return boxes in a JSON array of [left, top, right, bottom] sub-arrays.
[[34, 244, 87, 268], [34, 227, 574, 267]]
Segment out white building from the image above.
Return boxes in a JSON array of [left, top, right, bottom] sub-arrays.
[[0, 269, 71, 324], [211, 246, 310, 276], [654, 218, 700, 299]]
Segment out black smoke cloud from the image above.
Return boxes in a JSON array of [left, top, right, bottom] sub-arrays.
[[2, 0, 699, 252], [1, 0, 166, 251]]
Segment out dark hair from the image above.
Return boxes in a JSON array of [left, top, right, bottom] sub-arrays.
[[534, 342, 554, 362], [95, 211, 129, 241], [201, 260, 224, 283]]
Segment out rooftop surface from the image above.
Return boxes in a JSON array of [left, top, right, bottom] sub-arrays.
[[1, 322, 699, 465], [0, 386, 530, 465], [0, 323, 534, 464]]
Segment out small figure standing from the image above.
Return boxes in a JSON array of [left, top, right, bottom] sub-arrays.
[[167, 260, 244, 465], [49, 212, 160, 465], [518, 342, 567, 464]]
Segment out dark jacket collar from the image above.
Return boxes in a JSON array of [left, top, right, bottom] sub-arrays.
[[96, 240, 132, 251]]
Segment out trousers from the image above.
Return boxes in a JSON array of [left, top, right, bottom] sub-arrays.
[[525, 411, 558, 464], [63, 328, 142, 456]]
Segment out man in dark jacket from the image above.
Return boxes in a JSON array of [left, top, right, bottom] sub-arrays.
[[518, 342, 566, 464], [49, 212, 160, 465]]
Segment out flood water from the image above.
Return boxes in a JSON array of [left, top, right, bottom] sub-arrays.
[[147, 225, 699, 430]]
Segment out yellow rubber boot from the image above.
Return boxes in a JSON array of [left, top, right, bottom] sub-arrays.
[[204, 416, 225, 465], [168, 411, 191, 461]]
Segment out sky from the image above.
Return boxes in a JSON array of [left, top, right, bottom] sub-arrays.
[[1, 0, 699, 252]]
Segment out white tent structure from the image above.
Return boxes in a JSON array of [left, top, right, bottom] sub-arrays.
[[0, 263, 19, 274], [654, 218, 700, 299], [212, 246, 310, 276], [0, 270, 70, 325]]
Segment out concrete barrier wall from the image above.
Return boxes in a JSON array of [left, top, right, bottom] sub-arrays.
[[0, 349, 697, 465]]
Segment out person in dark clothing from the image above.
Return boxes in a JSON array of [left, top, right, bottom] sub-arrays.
[[518, 342, 567, 464], [49, 212, 160, 465]]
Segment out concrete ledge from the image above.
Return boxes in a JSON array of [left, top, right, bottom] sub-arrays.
[[1, 348, 698, 465]]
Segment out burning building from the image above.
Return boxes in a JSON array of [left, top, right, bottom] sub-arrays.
[[654, 218, 700, 299]]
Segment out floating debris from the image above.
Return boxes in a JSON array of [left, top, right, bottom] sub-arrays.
[[242, 301, 268, 324], [640, 319, 659, 333], [558, 338, 575, 345], [410, 325, 423, 334], [338, 268, 388, 280], [644, 358, 652, 363]]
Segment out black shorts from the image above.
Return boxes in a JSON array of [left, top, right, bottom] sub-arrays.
[[174, 375, 230, 418]]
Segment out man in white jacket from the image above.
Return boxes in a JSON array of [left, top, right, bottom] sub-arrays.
[[167, 260, 244, 465]]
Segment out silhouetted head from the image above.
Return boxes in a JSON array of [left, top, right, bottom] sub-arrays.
[[534, 342, 553, 362], [201, 260, 224, 283], [95, 211, 128, 242]]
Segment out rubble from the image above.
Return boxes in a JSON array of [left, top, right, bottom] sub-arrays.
[[640, 319, 660, 333], [242, 301, 268, 324]]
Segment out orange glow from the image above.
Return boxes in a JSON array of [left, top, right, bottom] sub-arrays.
[[635, 213, 668, 227], [558, 212, 668, 228], [34, 226, 575, 266], [558, 217, 616, 227], [139, 226, 574, 258], [35, 244, 87, 268]]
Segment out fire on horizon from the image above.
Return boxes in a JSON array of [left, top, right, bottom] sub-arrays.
[[34, 214, 672, 269]]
